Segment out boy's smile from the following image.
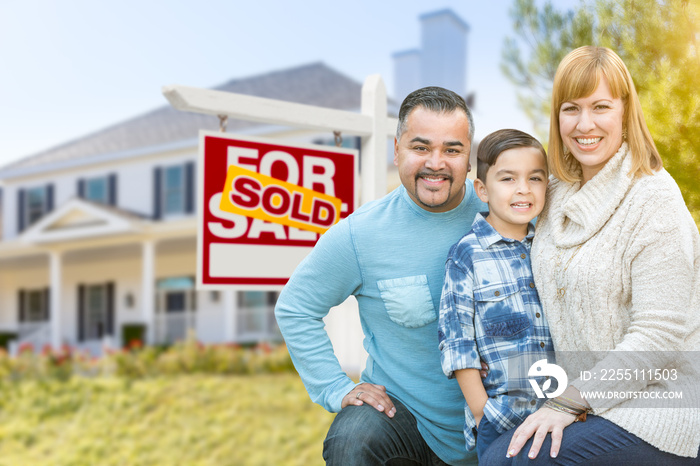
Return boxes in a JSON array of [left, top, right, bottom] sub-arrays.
[[474, 147, 548, 241]]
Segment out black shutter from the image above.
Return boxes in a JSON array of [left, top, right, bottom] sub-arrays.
[[77, 179, 85, 198], [44, 287, 50, 321], [46, 184, 54, 212], [108, 174, 117, 206], [153, 167, 162, 220], [185, 162, 195, 214], [17, 189, 25, 233], [78, 285, 85, 342], [18, 289, 26, 323], [106, 282, 115, 335]]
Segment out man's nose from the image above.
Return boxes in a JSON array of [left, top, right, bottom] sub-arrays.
[[425, 150, 446, 170]]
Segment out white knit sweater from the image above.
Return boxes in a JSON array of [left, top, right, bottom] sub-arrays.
[[532, 143, 700, 457]]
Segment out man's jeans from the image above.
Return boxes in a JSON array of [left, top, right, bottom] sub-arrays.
[[481, 414, 700, 465], [323, 396, 450, 466]]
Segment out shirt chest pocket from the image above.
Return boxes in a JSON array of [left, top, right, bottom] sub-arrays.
[[377, 275, 436, 328], [474, 283, 530, 338]]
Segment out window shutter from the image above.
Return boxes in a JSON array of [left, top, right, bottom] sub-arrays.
[[106, 282, 115, 335], [44, 287, 50, 321], [78, 285, 85, 342], [18, 289, 26, 323], [46, 184, 54, 212], [77, 179, 85, 198], [17, 189, 25, 233], [108, 174, 117, 206], [185, 162, 195, 214], [153, 167, 162, 220]]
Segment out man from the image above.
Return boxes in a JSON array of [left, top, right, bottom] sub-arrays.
[[275, 87, 485, 465]]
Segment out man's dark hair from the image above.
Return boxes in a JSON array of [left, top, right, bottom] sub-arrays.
[[396, 86, 474, 143], [476, 129, 547, 182]]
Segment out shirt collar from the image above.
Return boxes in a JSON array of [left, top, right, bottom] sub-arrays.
[[472, 212, 535, 249]]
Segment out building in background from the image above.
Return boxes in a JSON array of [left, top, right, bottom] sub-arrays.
[[0, 63, 368, 354], [0, 9, 471, 365], [392, 9, 470, 104]]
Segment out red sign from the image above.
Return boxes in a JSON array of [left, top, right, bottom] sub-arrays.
[[197, 131, 358, 288]]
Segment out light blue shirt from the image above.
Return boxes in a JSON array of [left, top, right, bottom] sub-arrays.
[[439, 213, 554, 451], [275, 183, 486, 466]]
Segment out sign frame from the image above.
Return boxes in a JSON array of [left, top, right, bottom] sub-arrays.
[[196, 130, 359, 290]]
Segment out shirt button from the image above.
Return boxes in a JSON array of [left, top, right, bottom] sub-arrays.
[[536, 312, 541, 318], [529, 282, 535, 288], [540, 342, 545, 348], [530, 400, 537, 406], [494, 291, 500, 297], [521, 253, 527, 259]]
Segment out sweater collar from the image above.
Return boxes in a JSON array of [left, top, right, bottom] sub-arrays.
[[548, 142, 635, 247]]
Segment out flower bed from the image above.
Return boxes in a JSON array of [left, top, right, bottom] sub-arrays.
[[1, 336, 295, 381]]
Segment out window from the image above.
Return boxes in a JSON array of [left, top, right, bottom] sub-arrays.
[[85, 177, 108, 203], [20, 289, 49, 323], [78, 174, 116, 205], [26, 187, 48, 226], [18, 184, 53, 232], [163, 166, 185, 215], [153, 163, 194, 219]]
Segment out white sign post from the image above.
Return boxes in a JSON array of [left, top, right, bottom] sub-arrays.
[[163, 75, 396, 374]]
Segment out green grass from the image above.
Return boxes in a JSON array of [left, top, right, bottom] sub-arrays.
[[0, 374, 334, 465]]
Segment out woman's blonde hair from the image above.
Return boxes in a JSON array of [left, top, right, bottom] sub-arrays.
[[549, 46, 662, 182]]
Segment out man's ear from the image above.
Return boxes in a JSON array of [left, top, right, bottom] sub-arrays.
[[473, 178, 489, 204], [393, 137, 399, 166]]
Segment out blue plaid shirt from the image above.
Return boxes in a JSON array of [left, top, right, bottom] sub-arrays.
[[438, 213, 554, 451]]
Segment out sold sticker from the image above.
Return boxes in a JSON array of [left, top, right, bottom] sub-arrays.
[[219, 165, 342, 234]]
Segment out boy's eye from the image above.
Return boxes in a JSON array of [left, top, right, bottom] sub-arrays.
[[530, 176, 543, 182]]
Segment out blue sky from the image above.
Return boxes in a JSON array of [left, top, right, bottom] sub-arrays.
[[0, 0, 577, 168]]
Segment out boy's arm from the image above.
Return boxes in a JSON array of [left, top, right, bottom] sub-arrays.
[[455, 369, 488, 427]]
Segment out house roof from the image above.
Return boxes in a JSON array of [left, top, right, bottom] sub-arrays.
[[2, 62, 365, 174]]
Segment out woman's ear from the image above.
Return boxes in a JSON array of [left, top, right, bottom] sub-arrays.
[[474, 178, 489, 204]]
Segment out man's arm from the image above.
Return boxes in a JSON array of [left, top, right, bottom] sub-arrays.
[[275, 219, 393, 417]]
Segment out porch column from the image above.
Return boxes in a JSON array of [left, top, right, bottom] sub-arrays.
[[141, 240, 155, 344], [49, 251, 62, 350], [223, 290, 236, 342]]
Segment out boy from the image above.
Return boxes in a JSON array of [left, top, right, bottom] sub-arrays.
[[437, 129, 554, 460]]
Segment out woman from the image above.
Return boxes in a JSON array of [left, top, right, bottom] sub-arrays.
[[482, 46, 700, 464]]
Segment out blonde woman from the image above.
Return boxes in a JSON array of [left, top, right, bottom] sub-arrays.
[[483, 46, 700, 464]]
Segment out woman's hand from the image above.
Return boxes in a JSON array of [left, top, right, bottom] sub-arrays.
[[506, 406, 577, 459]]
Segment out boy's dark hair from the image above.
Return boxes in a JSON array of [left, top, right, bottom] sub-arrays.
[[476, 129, 547, 182], [396, 86, 474, 144]]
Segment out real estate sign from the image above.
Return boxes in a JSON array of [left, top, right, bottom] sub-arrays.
[[197, 131, 358, 289]]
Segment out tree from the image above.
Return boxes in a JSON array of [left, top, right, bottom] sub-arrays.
[[502, 0, 700, 224]]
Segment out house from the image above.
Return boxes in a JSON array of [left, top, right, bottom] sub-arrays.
[[0, 63, 375, 353], [0, 9, 473, 371]]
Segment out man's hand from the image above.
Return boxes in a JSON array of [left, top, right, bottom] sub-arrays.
[[341, 383, 396, 418]]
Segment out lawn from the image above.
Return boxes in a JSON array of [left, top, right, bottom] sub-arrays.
[[0, 373, 334, 465]]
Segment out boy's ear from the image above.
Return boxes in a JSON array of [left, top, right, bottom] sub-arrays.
[[473, 178, 489, 203]]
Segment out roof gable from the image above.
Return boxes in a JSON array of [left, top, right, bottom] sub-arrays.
[[20, 198, 145, 244]]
